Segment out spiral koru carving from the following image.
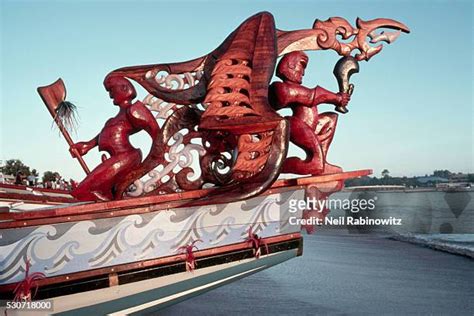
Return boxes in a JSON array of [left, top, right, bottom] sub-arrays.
[[277, 16, 410, 60], [103, 12, 408, 204]]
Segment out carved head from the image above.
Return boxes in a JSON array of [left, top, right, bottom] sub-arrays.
[[103, 75, 137, 106], [276, 51, 309, 84]]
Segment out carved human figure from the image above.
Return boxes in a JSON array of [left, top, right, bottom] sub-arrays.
[[70, 76, 159, 201], [269, 51, 350, 175]]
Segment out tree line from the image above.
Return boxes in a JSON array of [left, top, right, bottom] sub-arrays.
[[0, 159, 66, 185]]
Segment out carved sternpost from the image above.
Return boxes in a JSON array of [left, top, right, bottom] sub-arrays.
[[57, 12, 408, 202]]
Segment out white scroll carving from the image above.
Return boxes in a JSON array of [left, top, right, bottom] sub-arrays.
[[127, 71, 205, 197]]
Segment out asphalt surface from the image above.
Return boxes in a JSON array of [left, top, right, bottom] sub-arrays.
[[158, 229, 474, 315]]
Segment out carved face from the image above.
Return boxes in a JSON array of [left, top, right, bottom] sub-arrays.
[[276, 51, 309, 84], [103, 76, 137, 106]]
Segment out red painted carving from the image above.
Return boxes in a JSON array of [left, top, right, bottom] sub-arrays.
[[13, 259, 46, 302], [111, 12, 289, 204], [245, 227, 269, 259], [38, 12, 409, 203], [70, 76, 159, 201], [269, 51, 348, 176], [177, 240, 202, 272], [302, 181, 344, 234], [277, 17, 410, 60]]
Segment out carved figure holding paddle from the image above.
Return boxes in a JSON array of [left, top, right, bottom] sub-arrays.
[[38, 76, 159, 201], [69, 76, 159, 201]]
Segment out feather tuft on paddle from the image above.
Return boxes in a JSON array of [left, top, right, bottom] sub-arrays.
[[52, 100, 79, 134]]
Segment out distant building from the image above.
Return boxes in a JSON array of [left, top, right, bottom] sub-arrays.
[[345, 185, 406, 192], [416, 176, 449, 185], [449, 173, 470, 182]]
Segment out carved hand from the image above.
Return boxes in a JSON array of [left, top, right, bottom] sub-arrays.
[[69, 141, 92, 158], [337, 92, 351, 107]]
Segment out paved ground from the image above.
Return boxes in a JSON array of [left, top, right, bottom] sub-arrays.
[[159, 229, 474, 315]]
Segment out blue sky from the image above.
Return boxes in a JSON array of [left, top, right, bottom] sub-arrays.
[[1, 0, 472, 181]]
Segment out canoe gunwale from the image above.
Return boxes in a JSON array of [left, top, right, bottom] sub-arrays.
[[0, 170, 371, 229]]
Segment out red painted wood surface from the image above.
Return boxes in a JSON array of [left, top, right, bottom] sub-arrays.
[[0, 192, 73, 205], [0, 170, 371, 229], [0, 183, 72, 195]]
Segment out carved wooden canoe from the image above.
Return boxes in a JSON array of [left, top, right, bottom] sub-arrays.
[[0, 170, 369, 314]]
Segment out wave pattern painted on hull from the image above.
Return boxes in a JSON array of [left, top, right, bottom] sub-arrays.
[[0, 190, 303, 284]]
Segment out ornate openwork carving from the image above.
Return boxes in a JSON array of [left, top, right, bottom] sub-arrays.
[[127, 70, 232, 197], [203, 58, 255, 119], [277, 17, 410, 60], [143, 70, 203, 119], [233, 132, 273, 180], [38, 12, 408, 203]]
